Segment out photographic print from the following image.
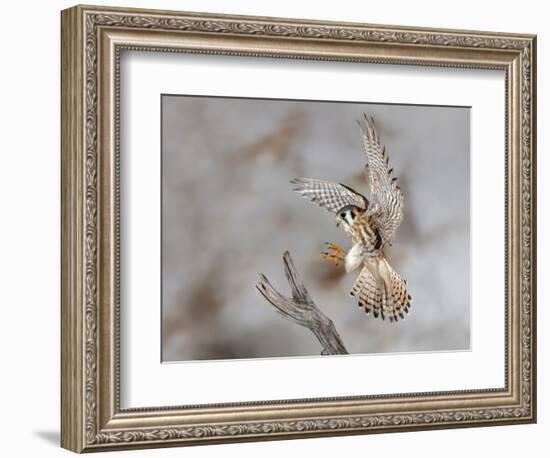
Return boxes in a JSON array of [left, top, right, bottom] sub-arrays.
[[62, 6, 536, 451], [161, 96, 470, 362]]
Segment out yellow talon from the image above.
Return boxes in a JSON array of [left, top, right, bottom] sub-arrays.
[[322, 242, 345, 266], [325, 242, 345, 255]]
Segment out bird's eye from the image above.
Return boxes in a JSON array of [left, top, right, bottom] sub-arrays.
[[340, 212, 346, 219]]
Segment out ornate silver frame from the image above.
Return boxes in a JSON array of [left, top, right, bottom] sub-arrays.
[[61, 4, 536, 453]]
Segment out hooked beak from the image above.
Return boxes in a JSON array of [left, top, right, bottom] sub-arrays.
[[336, 215, 342, 228]]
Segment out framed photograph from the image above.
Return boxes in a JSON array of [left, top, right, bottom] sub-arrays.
[[61, 4, 536, 453]]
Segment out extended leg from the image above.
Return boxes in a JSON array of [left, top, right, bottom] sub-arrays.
[[322, 242, 346, 266]]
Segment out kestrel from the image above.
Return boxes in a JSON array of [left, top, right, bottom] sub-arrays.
[[291, 114, 411, 322]]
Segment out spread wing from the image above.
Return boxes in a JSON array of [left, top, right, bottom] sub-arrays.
[[291, 178, 368, 214], [358, 114, 404, 245]]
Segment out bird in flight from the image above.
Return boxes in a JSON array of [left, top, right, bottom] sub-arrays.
[[291, 114, 411, 322]]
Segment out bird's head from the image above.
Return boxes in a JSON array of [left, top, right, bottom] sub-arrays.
[[336, 205, 363, 230]]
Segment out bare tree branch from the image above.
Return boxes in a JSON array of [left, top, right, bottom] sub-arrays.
[[256, 251, 348, 355]]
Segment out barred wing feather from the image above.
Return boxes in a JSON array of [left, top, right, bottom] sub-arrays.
[[358, 115, 404, 245], [291, 178, 368, 214]]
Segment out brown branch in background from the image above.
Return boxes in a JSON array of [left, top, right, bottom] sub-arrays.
[[238, 110, 305, 163], [256, 251, 348, 355]]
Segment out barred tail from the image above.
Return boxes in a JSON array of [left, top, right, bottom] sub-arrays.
[[350, 258, 411, 322]]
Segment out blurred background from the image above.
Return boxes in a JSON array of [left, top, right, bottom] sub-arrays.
[[161, 95, 470, 362]]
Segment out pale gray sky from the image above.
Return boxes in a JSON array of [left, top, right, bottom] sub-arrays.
[[161, 95, 470, 361]]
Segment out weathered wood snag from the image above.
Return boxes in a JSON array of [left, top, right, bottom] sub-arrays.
[[256, 251, 348, 355]]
